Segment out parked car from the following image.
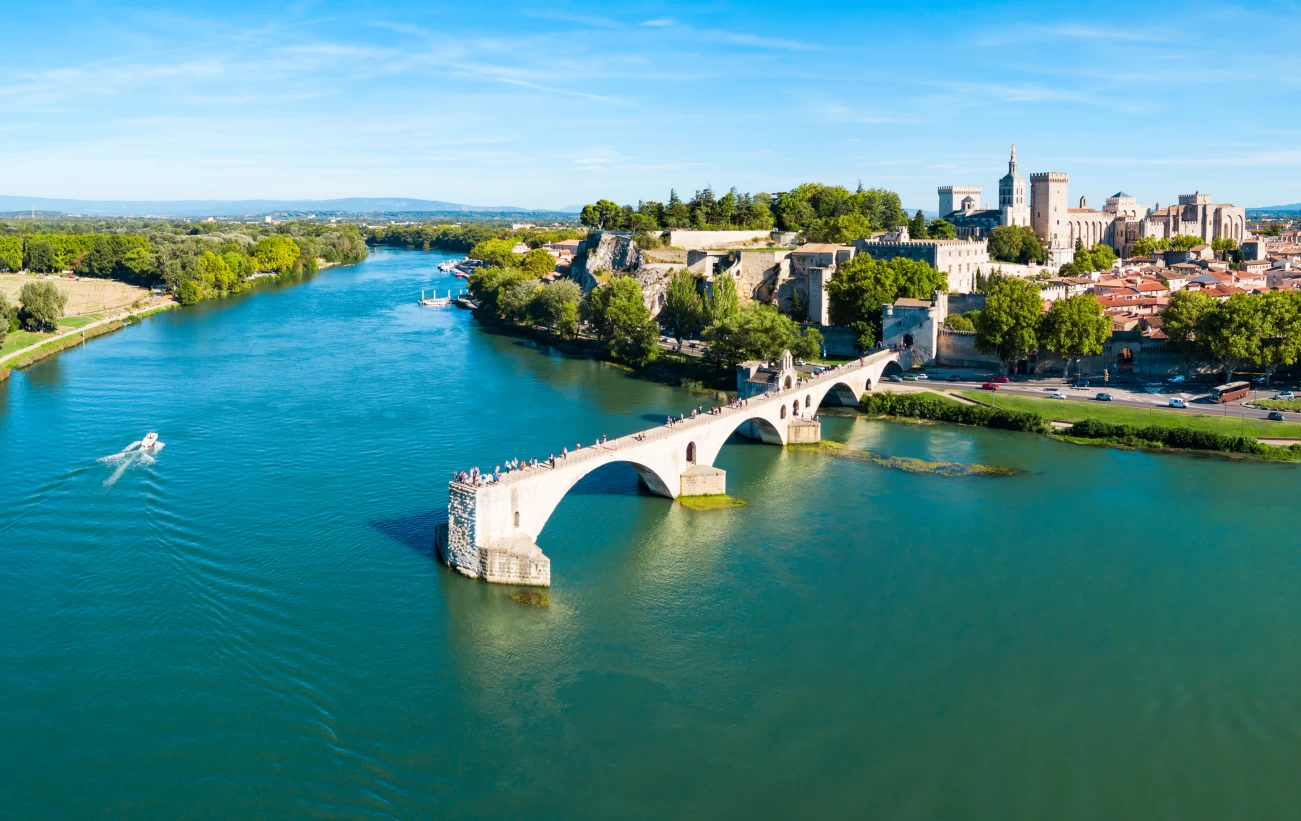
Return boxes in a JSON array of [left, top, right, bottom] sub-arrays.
[[1276, 391, 1295, 400], [1166, 375, 1186, 384], [1095, 392, 1113, 401], [993, 375, 1010, 383], [1268, 411, 1286, 421], [981, 382, 999, 391], [946, 374, 962, 382], [1072, 379, 1090, 388], [902, 374, 919, 381], [888, 374, 903, 383], [1169, 398, 1187, 408], [913, 373, 929, 380], [1050, 392, 1066, 399], [1252, 376, 1267, 384]]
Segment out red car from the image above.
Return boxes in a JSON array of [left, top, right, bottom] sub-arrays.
[[981, 382, 999, 391], [993, 375, 1010, 383]]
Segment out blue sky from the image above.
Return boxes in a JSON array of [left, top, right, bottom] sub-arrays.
[[5, 0, 1301, 210]]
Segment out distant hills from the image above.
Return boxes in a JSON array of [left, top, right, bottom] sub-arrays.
[[0, 196, 579, 218], [1251, 203, 1301, 212]]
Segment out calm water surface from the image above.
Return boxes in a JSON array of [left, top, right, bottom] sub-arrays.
[[3, 247, 1300, 819]]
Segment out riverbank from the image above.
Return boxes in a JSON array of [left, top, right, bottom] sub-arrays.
[[0, 261, 363, 381], [476, 317, 732, 396], [860, 389, 1301, 463]]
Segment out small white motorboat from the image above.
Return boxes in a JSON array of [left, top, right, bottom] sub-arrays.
[[420, 290, 453, 307], [141, 432, 159, 450]]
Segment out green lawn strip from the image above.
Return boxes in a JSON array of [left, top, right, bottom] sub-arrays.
[[0, 329, 54, 359], [961, 390, 1301, 438], [57, 314, 101, 330]]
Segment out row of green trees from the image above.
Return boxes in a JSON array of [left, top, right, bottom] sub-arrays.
[[972, 276, 1112, 377], [365, 224, 582, 253], [1131, 234, 1237, 257], [0, 222, 369, 307], [1058, 239, 1117, 275], [469, 257, 823, 373], [579, 183, 909, 242], [1162, 289, 1301, 383]]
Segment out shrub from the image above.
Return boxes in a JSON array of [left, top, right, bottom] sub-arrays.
[[1065, 418, 1260, 454], [861, 391, 1049, 433]]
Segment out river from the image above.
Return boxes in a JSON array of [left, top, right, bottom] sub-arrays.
[[3, 247, 1300, 819]]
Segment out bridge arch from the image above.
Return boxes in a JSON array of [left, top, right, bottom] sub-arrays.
[[686, 441, 696, 464]]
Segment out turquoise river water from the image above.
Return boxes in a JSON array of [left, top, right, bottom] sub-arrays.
[[3, 247, 1300, 819]]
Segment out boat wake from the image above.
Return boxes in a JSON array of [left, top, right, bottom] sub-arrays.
[[98, 437, 165, 487]]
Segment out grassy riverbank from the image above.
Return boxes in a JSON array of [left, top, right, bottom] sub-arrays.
[[960, 390, 1301, 438], [862, 390, 1301, 463]]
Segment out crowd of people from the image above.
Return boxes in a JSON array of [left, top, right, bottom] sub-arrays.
[[453, 358, 869, 487]]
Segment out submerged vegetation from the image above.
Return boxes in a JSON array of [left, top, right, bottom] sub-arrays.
[[678, 494, 748, 511], [508, 590, 551, 607], [787, 440, 1021, 477]]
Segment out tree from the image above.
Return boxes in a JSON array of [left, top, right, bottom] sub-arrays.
[[26, 239, 57, 273], [661, 268, 703, 350], [0, 292, 10, 345], [788, 287, 806, 322], [519, 247, 556, 278], [946, 313, 975, 332], [1040, 293, 1111, 381], [974, 275, 1042, 373], [1160, 290, 1213, 376], [1170, 234, 1203, 252], [826, 254, 947, 349], [908, 210, 928, 239], [988, 225, 1043, 264], [497, 279, 541, 323], [252, 236, 299, 273], [705, 272, 740, 325], [1089, 243, 1116, 271], [18, 280, 69, 331], [579, 199, 624, 230], [468, 238, 520, 268], [927, 219, 956, 240], [1212, 237, 1238, 254], [1130, 236, 1158, 258], [581, 276, 659, 367], [532, 280, 581, 330], [1198, 293, 1261, 384], [704, 303, 822, 370], [1256, 291, 1301, 385]]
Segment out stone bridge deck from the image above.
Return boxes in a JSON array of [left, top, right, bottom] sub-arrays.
[[435, 348, 905, 587]]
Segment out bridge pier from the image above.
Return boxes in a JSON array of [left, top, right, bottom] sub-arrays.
[[680, 465, 726, 496], [787, 418, 822, 444]]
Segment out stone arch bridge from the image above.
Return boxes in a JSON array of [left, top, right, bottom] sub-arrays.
[[435, 348, 906, 586]]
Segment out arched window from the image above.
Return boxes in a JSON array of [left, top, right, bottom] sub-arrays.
[[784, 375, 792, 390], [805, 395, 811, 408], [686, 442, 696, 464], [514, 511, 520, 527], [780, 405, 787, 419], [792, 401, 799, 416]]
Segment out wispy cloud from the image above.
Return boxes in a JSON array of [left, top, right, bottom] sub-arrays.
[[641, 18, 675, 27], [520, 9, 622, 29]]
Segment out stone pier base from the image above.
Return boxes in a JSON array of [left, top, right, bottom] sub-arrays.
[[433, 524, 551, 587], [680, 465, 726, 496], [787, 418, 822, 444], [480, 535, 551, 586]]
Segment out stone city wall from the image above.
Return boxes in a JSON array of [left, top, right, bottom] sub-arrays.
[[668, 230, 774, 249]]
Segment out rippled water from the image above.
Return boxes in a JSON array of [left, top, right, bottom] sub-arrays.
[[3, 247, 1301, 818]]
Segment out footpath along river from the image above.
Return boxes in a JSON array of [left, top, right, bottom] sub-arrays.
[[2, 246, 1300, 819]]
